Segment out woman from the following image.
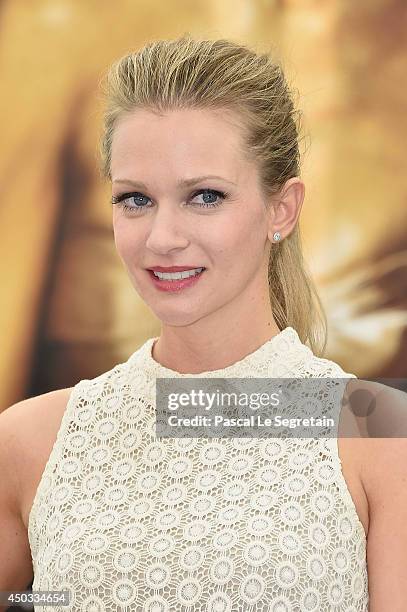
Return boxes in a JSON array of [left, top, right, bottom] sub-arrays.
[[1, 35, 406, 611]]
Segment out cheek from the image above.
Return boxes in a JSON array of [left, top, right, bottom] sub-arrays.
[[112, 225, 126, 258], [113, 221, 139, 262], [214, 217, 265, 265]]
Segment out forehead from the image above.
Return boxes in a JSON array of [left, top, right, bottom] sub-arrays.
[[110, 107, 250, 181]]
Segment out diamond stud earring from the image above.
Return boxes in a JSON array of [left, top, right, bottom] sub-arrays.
[[273, 232, 281, 242]]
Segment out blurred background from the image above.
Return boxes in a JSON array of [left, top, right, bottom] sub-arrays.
[[1, 0, 407, 414], [0, 1, 406, 607]]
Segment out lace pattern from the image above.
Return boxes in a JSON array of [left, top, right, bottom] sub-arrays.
[[28, 327, 369, 611]]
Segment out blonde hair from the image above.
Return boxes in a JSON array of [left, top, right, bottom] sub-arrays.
[[98, 35, 328, 355]]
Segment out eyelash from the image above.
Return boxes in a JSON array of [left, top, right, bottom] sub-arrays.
[[111, 188, 227, 214]]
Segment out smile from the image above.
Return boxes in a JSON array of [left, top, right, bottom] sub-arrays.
[[153, 267, 204, 280], [146, 268, 206, 292]]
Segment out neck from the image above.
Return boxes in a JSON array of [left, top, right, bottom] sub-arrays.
[[152, 305, 281, 375]]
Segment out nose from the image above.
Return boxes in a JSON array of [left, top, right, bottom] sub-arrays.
[[145, 202, 190, 254]]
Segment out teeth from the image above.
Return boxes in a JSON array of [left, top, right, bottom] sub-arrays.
[[153, 267, 204, 280]]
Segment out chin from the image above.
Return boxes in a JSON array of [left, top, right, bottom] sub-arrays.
[[153, 313, 202, 327], [149, 305, 210, 328]]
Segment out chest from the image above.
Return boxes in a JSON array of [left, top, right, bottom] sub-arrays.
[[27, 427, 369, 610], [21, 412, 369, 537]]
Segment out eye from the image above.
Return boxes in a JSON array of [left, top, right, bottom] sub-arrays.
[[111, 192, 151, 212], [111, 188, 227, 214], [190, 189, 226, 208]]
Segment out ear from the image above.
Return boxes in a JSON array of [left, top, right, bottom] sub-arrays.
[[267, 177, 305, 242]]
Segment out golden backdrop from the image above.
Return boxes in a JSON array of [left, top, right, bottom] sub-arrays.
[[1, 0, 406, 410]]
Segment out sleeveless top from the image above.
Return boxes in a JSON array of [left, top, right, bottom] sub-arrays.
[[28, 326, 369, 611]]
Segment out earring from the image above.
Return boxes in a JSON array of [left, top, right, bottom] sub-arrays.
[[273, 232, 281, 242]]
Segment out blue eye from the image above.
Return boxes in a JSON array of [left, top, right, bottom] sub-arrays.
[[111, 188, 227, 214], [193, 189, 225, 207], [112, 193, 150, 211]]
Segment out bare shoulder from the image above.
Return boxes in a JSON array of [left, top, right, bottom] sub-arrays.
[[0, 387, 75, 473], [343, 377, 407, 482], [1, 387, 74, 427], [0, 388, 74, 601], [0, 388, 75, 529], [345, 378, 407, 608], [353, 379, 407, 485]]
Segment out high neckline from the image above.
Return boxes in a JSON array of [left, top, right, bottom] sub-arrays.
[[131, 326, 304, 378]]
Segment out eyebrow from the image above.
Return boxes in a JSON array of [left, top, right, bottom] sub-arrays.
[[112, 175, 236, 189]]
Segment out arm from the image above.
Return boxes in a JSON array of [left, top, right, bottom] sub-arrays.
[[0, 406, 34, 612], [360, 387, 407, 610]]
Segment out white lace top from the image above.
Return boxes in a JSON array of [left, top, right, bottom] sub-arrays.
[[28, 326, 369, 611]]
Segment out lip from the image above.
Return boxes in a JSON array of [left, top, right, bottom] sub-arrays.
[[146, 268, 206, 292], [146, 266, 206, 272]]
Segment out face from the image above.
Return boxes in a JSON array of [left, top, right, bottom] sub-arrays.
[[110, 107, 276, 328]]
